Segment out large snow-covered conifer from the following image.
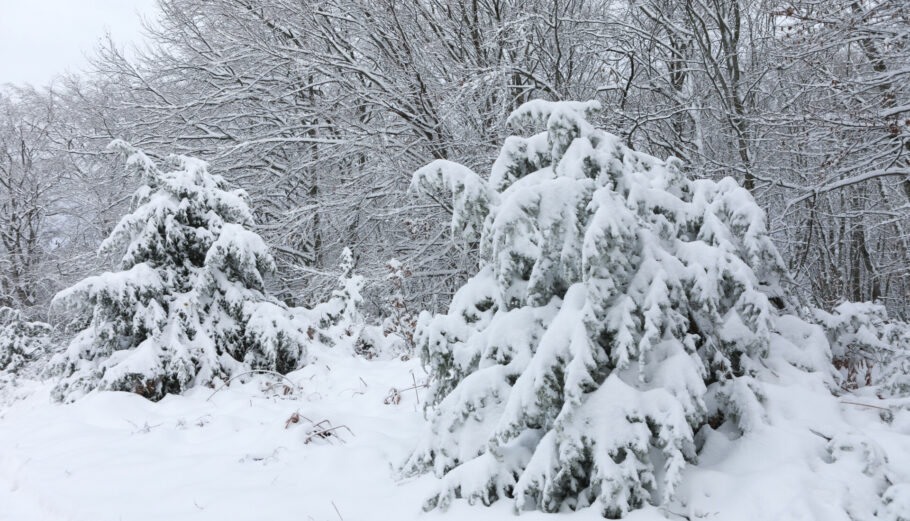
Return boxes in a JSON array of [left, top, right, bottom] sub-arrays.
[[403, 100, 836, 517], [51, 142, 310, 401]]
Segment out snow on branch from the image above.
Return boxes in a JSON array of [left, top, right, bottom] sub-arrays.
[[410, 159, 496, 245]]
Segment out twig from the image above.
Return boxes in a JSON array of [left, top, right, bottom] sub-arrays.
[[660, 509, 691, 520], [395, 384, 426, 393], [410, 370, 420, 404], [840, 401, 891, 412], [125, 419, 162, 434], [808, 428, 832, 441], [332, 501, 344, 521], [304, 425, 355, 444], [285, 411, 314, 429], [384, 387, 402, 405], [338, 388, 365, 397], [206, 370, 300, 401]]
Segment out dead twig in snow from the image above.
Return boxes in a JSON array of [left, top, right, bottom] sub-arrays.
[[384, 376, 429, 406], [206, 370, 301, 401], [125, 420, 162, 434], [840, 401, 891, 412], [384, 387, 402, 405], [285, 414, 354, 444], [809, 428, 833, 441], [340, 375, 371, 397], [304, 421, 354, 445], [285, 410, 314, 429], [410, 370, 420, 404]]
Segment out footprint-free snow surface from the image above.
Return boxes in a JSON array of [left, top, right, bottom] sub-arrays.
[[1, 350, 909, 521]]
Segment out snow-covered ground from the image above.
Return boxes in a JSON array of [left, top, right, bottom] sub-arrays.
[[0, 351, 434, 521], [1, 348, 908, 521]]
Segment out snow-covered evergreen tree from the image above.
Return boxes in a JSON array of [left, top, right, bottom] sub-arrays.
[[402, 100, 833, 517], [0, 307, 51, 373], [50, 142, 310, 401], [313, 247, 371, 351], [382, 259, 417, 353], [324, 247, 364, 328], [817, 302, 910, 396]]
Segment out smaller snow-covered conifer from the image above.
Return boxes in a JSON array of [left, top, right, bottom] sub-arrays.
[[817, 302, 910, 396], [382, 259, 417, 352], [51, 142, 310, 401], [0, 307, 51, 373], [326, 247, 365, 327]]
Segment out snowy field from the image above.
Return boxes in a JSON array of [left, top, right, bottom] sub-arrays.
[[2, 346, 908, 521]]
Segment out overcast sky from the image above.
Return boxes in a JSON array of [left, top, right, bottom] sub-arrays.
[[0, 0, 157, 87]]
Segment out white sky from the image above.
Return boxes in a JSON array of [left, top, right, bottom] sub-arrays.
[[0, 0, 157, 87]]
